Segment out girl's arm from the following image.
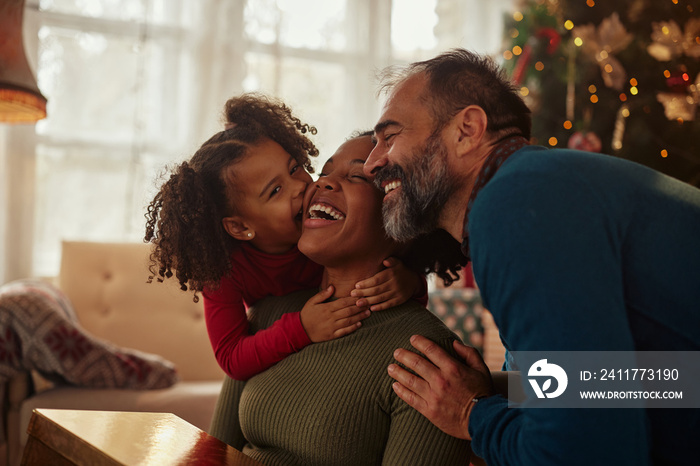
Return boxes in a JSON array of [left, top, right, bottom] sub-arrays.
[[204, 285, 369, 381], [203, 285, 311, 381], [351, 257, 428, 311]]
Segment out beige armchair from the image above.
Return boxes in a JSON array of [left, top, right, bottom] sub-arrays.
[[1, 241, 225, 466]]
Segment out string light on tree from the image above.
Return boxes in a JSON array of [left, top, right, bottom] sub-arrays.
[[501, 0, 699, 186]]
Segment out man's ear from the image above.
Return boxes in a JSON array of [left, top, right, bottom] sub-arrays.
[[222, 216, 255, 241], [452, 105, 489, 158]]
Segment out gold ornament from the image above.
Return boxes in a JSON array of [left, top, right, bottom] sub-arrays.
[[573, 13, 633, 90], [611, 104, 629, 151], [647, 18, 700, 62]]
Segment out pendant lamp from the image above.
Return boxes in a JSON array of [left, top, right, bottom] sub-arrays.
[[0, 0, 47, 123]]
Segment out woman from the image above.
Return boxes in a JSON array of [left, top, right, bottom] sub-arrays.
[[209, 133, 471, 465]]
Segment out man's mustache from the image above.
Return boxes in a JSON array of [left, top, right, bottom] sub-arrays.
[[373, 163, 407, 191]]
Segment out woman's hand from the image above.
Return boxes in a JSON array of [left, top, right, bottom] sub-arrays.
[[300, 286, 371, 342], [351, 257, 421, 311]]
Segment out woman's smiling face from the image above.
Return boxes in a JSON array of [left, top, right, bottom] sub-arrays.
[[299, 135, 396, 267]]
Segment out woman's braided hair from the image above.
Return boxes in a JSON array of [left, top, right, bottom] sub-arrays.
[[144, 93, 318, 301]]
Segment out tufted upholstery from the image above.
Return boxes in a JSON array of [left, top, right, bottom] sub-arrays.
[[2, 241, 225, 466], [57, 241, 221, 381]]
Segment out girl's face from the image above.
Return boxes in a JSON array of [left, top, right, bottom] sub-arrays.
[[222, 138, 312, 254]]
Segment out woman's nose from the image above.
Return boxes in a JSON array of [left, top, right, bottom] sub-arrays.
[[315, 176, 339, 191]]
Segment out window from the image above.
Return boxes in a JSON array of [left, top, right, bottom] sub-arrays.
[[2, 0, 512, 279]]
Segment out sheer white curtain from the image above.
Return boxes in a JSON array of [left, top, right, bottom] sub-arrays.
[[0, 0, 513, 282]]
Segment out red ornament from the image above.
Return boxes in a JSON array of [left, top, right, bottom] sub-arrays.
[[511, 27, 561, 85], [666, 70, 692, 93], [567, 132, 602, 152], [536, 27, 561, 55], [512, 43, 533, 85]]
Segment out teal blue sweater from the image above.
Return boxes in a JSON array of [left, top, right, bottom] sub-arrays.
[[467, 146, 700, 465]]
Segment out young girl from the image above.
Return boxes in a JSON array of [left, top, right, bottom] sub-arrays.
[[144, 94, 423, 381]]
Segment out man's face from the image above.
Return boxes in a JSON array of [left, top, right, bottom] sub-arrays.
[[364, 74, 458, 242]]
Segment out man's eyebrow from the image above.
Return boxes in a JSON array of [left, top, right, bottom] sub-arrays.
[[259, 175, 280, 198], [373, 119, 400, 135]]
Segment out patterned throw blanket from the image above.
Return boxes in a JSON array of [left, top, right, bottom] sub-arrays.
[[0, 279, 180, 431]]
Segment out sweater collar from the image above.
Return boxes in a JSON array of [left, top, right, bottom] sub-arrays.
[[460, 136, 529, 260]]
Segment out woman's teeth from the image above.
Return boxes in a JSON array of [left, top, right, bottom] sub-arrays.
[[384, 180, 402, 194], [308, 203, 345, 220]]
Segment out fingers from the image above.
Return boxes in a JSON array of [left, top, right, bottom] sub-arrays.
[[453, 340, 489, 373], [368, 297, 401, 312], [388, 362, 429, 396], [354, 275, 382, 290], [353, 267, 393, 295], [329, 296, 365, 311], [408, 335, 461, 371], [335, 306, 370, 324], [392, 346, 440, 384], [326, 305, 370, 339], [389, 335, 490, 441], [332, 320, 363, 338], [388, 364, 429, 410], [452, 340, 472, 359], [354, 291, 392, 308], [382, 257, 399, 268], [310, 285, 335, 304], [300, 291, 370, 342], [351, 281, 390, 299]]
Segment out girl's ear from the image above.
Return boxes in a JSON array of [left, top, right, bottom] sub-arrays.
[[222, 216, 255, 241]]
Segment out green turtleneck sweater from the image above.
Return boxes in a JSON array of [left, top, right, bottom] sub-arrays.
[[209, 289, 471, 465]]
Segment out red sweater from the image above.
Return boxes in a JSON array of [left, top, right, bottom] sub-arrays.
[[203, 243, 429, 381], [203, 244, 323, 380]]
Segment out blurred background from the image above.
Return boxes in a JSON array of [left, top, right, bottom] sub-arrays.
[[1, 0, 698, 283], [0, 0, 512, 282]]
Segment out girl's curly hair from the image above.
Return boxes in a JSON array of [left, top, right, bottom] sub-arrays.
[[144, 93, 318, 300]]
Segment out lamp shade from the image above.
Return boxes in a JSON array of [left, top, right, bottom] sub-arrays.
[[0, 0, 47, 123]]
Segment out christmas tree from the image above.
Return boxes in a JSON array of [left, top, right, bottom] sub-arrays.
[[502, 0, 700, 187]]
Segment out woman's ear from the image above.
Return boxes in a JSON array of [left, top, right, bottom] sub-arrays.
[[222, 216, 255, 241], [453, 105, 489, 158]]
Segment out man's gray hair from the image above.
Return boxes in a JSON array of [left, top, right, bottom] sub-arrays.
[[377, 48, 532, 140]]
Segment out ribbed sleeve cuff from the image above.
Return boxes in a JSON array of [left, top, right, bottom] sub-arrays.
[[284, 311, 312, 350]]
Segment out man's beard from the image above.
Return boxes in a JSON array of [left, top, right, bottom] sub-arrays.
[[374, 135, 457, 242]]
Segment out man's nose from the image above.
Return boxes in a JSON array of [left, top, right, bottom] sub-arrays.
[[364, 145, 388, 177]]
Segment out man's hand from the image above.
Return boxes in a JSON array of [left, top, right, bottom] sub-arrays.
[[387, 335, 494, 440]]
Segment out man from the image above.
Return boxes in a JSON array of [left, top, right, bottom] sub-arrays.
[[364, 49, 700, 465]]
